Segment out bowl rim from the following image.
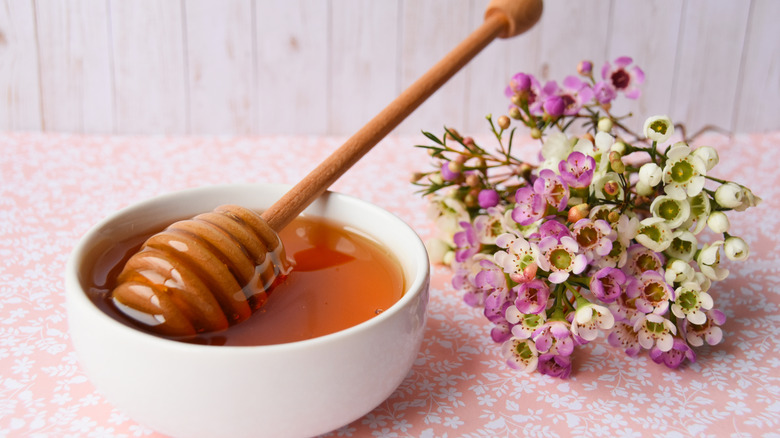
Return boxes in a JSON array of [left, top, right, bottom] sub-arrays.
[[65, 183, 430, 354]]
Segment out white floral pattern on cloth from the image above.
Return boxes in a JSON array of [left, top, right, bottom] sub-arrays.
[[0, 132, 778, 437]]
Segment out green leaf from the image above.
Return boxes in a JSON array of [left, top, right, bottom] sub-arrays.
[[422, 130, 444, 146]]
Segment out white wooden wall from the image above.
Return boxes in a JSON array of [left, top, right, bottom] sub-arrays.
[[1, 0, 778, 137]]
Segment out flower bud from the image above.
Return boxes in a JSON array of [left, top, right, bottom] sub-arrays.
[[568, 203, 590, 223], [577, 60, 593, 76], [693, 146, 719, 171], [429, 173, 443, 185], [724, 236, 749, 261], [609, 151, 625, 173], [597, 117, 613, 133], [497, 115, 511, 130], [638, 163, 662, 186], [643, 115, 674, 143], [509, 107, 522, 120], [478, 189, 500, 208], [410, 172, 425, 183], [465, 173, 480, 187], [530, 128, 542, 139], [714, 183, 743, 208], [463, 137, 475, 147], [706, 211, 730, 234], [610, 141, 627, 155], [464, 193, 478, 208], [511, 94, 523, 107], [607, 211, 620, 224]]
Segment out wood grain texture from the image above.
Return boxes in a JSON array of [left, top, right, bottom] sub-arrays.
[[733, 0, 780, 133], [0, 0, 41, 131], [396, 0, 471, 135], [672, 0, 751, 135], [110, 0, 187, 135], [329, 0, 399, 134], [255, 0, 328, 135], [0, 0, 778, 136], [185, 0, 254, 135], [35, 0, 113, 134]]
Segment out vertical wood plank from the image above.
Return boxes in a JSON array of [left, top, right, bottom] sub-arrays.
[[35, 0, 113, 134], [607, 0, 684, 133], [671, 0, 750, 134], [255, 0, 329, 135], [185, 0, 254, 135], [110, 0, 187, 135], [395, 0, 471, 135], [329, 0, 398, 135], [0, 0, 42, 131], [733, 0, 780, 133]]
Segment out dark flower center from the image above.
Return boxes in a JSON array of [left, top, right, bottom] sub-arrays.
[[611, 69, 630, 90]]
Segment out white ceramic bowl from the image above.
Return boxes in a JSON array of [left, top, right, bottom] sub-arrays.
[[65, 183, 430, 438]]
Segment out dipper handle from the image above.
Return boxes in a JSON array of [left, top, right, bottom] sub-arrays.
[[261, 0, 543, 231]]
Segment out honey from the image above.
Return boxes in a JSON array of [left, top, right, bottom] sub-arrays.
[[86, 215, 405, 346]]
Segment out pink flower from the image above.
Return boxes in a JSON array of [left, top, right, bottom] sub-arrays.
[[608, 322, 642, 357], [537, 354, 572, 378], [682, 308, 726, 347], [649, 337, 696, 369], [627, 270, 674, 314], [590, 267, 626, 303], [452, 221, 479, 263], [558, 151, 596, 188], [512, 186, 546, 225], [532, 320, 575, 356], [534, 169, 569, 212], [571, 218, 613, 258], [541, 76, 595, 117], [624, 244, 664, 277], [513, 279, 551, 315], [601, 56, 644, 99]]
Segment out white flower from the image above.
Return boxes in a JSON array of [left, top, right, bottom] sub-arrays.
[[572, 302, 615, 341], [682, 192, 712, 234], [635, 217, 672, 252], [734, 187, 762, 212], [650, 195, 690, 228], [540, 132, 574, 171], [665, 259, 695, 285], [724, 236, 749, 261], [643, 115, 674, 143], [693, 146, 719, 171], [638, 162, 663, 187], [706, 211, 730, 234], [426, 238, 452, 265], [696, 241, 729, 281], [634, 313, 676, 352], [502, 338, 538, 372], [662, 142, 707, 200], [473, 206, 506, 245], [494, 233, 540, 283], [671, 282, 713, 325], [665, 230, 697, 262], [714, 183, 743, 208], [427, 195, 470, 242]]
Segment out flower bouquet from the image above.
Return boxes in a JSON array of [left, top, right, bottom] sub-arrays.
[[413, 57, 761, 378]]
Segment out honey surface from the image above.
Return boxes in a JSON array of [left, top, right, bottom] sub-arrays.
[[87, 215, 405, 346]]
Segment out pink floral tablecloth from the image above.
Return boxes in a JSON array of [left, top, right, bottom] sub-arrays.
[[1, 131, 778, 437]]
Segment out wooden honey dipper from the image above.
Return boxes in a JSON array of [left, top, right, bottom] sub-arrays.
[[111, 0, 544, 337]]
